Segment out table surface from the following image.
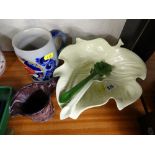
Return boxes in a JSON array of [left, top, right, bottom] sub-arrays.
[[0, 52, 145, 135]]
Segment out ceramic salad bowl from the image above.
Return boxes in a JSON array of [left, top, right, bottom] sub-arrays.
[[0, 50, 6, 77], [53, 38, 147, 120]]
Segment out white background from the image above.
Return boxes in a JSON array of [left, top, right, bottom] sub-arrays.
[[0, 19, 126, 51]]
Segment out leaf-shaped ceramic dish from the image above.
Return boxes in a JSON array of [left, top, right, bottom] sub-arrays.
[[53, 38, 147, 120]]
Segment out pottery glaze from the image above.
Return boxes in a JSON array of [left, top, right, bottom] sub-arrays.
[[12, 28, 68, 82], [54, 38, 147, 120]]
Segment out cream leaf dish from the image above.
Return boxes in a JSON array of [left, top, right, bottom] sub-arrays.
[[53, 38, 147, 120]]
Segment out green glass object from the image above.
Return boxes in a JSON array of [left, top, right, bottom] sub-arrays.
[[59, 61, 113, 107]]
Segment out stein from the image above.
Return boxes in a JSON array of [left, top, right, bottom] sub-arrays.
[[12, 28, 67, 82]]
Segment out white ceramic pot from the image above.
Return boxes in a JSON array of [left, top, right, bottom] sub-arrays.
[[0, 50, 6, 77]]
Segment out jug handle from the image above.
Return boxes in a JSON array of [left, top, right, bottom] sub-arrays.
[[51, 30, 68, 55]]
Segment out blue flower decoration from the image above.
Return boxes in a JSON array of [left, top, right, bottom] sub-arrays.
[[36, 56, 56, 80]]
